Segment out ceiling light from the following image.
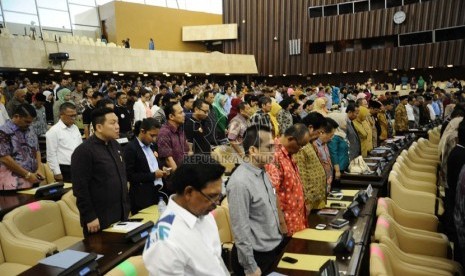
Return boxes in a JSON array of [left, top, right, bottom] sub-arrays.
[[205, 73, 210, 76], [32, 71, 38, 74], [225, 73, 230, 76], [165, 74, 170, 77], [143, 74, 148, 77], [268, 75, 273, 77], [19, 68, 27, 71], [283, 74, 286, 77], [299, 73, 303, 76], [392, 68, 397, 71], [113, 71, 118, 74], [138, 72, 144, 75], [64, 72, 70, 75], [54, 69, 61, 73], [118, 73, 124, 76], [328, 72, 332, 75], [93, 73, 98, 76], [410, 67, 415, 70], [375, 69, 378, 72], [428, 66, 434, 69], [447, 64, 453, 68], [84, 70, 91, 73], [359, 70, 364, 73], [343, 71, 347, 74], [162, 72, 168, 75]]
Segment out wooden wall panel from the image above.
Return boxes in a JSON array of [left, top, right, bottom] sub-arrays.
[[223, 0, 465, 76]]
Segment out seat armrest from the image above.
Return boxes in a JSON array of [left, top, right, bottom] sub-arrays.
[[395, 229, 449, 258]]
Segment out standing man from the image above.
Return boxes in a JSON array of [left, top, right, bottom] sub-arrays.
[[157, 103, 189, 171], [394, 95, 409, 133], [143, 156, 229, 275], [406, 96, 416, 129], [266, 124, 310, 236], [0, 104, 44, 190], [228, 102, 252, 157], [249, 96, 274, 135], [367, 100, 381, 148], [82, 92, 103, 138], [31, 93, 48, 137], [227, 126, 287, 276], [71, 108, 129, 236], [6, 89, 26, 117], [114, 92, 132, 138], [184, 99, 211, 155], [345, 102, 361, 160], [46, 102, 82, 183]]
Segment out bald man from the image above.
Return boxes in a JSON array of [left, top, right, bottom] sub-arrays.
[[6, 89, 27, 117]]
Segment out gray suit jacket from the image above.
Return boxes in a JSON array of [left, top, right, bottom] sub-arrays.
[[346, 118, 361, 160]]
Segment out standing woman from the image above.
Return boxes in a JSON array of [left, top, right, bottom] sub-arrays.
[[327, 113, 349, 181], [353, 106, 373, 157], [133, 90, 152, 123], [53, 88, 73, 124], [124, 118, 169, 214], [212, 93, 228, 136]]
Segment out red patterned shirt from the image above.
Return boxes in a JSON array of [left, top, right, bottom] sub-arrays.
[[265, 138, 307, 236]]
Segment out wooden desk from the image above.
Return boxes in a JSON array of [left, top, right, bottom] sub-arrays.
[[19, 232, 145, 275], [269, 189, 378, 276], [0, 188, 70, 220]]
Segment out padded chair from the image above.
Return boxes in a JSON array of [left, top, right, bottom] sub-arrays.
[[3, 200, 83, 252], [105, 256, 148, 276], [212, 205, 234, 248], [57, 192, 82, 237], [428, 129, 440, 145], [397, 154, 437, 174], [370, 243, 453, 276], [376, 197, 439, 232], [38, 162, 55, 185], [411, 143, 439, 161], [60, 190, 79, 215], [0, 222, 57, 275], [211, 145, 239, 174], [391, 164, 437, 195], [374, 214, 449, 258], [393, 159, 437, 184], [416, 138, 439, 155], [406, 147, 439, 167], [389, 171, 444, 215]]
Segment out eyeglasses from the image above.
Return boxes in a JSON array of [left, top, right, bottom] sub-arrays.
[[198, 190, 224, 206]]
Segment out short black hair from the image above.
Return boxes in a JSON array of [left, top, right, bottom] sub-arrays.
[[35, 93, 46, 102], [181, 94, 195, 106], [242, 125, 272, 155], [92, 92, 104, 99], [302, 112, 326, 129], [193, 99, 207, 110], [59, 102, 76, 114], [203, 90, 214, 100], [346, 102, 359, 113], [244, 94, 258, 105], [279, 97, 295, 110], [97, 98, 114, 109], [91, 107, 114, 128], [369, 100, 382, 109], [258, 96, 272, 108], [134, 117, 161, 136], [13, 104, 37, 118], [324, 117, 339, 132], [303, 99, 314, 109], [238, 102, 249, 111], [116, 92, 126, 100], [283, 123, 308, 141], [171, 155, 225, 195], [164, 102, 179, 118]]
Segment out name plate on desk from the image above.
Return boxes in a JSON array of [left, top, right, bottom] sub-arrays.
[[116, 137, 129, 144]]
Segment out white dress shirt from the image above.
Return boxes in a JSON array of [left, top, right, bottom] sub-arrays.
[[405, 103, 415, 121], [133, 99, 149, 123], [46, 120, 82, 175], [427, 104, 436, 121], [143, 196, 229, 276]]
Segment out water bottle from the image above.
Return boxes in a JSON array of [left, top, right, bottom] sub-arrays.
[[158, 196, 167, 216]]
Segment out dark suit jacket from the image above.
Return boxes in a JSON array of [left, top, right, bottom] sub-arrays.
[[346, 119, 361, 161], [124, 138, 162, 214]]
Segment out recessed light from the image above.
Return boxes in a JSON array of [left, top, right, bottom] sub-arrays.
[[447, 64, 453, 68], [410, 67, 415, 70], [392, 68, 397, 71], [113, 71, 118, 74], [143, 74, 148, 77], [268, 75, 273, 77], [64, 72, 70, 75], [343, 71, 347, 74], [32, 71, 38, 74], [375, 69, 379, 72], [93, 73, 98, 76], [299, 73, 303, 76], [84, 70, 91, 73], [162, 72, 168, 75], [54, 69, 61, 73], [428, 66, 434, 69], [283, 74, 286, 77], [118, 73, 124, 76], [225, 73, 230, 76], [138, 72, 144, 75], [312, 73, 315, 76], [359, 70, 364, 73], [19, 68, 27, 72], [205, 73, 210, 76], [165, 74, 170, 77], [328, 72, 332, 75]]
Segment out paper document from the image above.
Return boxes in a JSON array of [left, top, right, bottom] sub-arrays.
[[39, 249, 89, 269], [103, 221, 143, 233], [292, 229, 343, 242], [341, 189, 359, 197], [277, 253, 336, 271]]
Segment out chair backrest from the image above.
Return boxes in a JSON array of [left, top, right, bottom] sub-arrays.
[[61, 190, 79, 214], [212, 206, 233, 244], [105, 255, 148, 276], [3, 200, 66, 243], [374, 215, 399, 247], [211, 145, 238, 174], [57, 200, 83, 238], [370, 243, 392, 276]]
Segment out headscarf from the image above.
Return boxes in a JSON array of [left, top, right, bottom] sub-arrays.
[[269, 102, 282, 137], [53, 88, 74, 123], [439, 117, 463, 158], [228, 98, 242, 122], [327, 112, 347, 139], [56, 88, 72, 105], [356, 106, 369, 123], [312, 97, 328, 116], [212, 93, 227, 118]]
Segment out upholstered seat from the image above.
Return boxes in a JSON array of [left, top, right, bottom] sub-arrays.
[[397, 153, 437, 174], [3, 200, 83, 252], [392, 164, 437, 194], [0, 222, 57, 275], [376, 197, 439, 232], [211, 145, 239, 174]]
